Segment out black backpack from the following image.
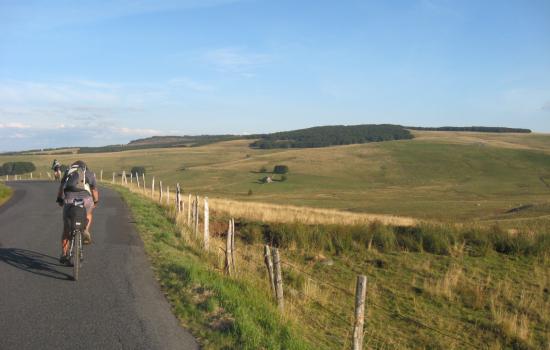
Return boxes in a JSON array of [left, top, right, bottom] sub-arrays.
[[63, 166, 88, 193]]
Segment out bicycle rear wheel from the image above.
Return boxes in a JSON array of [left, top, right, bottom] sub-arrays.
[[73, 230, 81, 281]]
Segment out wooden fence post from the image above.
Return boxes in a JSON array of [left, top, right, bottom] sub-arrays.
[[225, 220, 233, 275], [203, 197, 209, 249], [130, 172, 133, 184], [100, 169, 103, 182], [352, 275, 367, 350], [231, 218, 236, 273], [166, 186, 170, 205], [159, 181, 163, 202], [176, 184, 181, 213], [194, 195, 200, 235], [136, 173, 140, 189], [151, 177, 155, 199], [272, 248, 284, 310], [142, 174, 146, 194], [112, 172, 115, 184], [121, 170, 125, 185], [30, 173, 33, 179], [187, 194, 191, 226], [264, 245, 276, 296]]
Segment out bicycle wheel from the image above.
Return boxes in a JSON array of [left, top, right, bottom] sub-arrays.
[[73, 230, 81, 281]]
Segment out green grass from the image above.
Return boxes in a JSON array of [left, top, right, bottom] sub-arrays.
[[115, 185, 311, 350], [2, 131, 549, 222], [0, 182, 12, 206], [116, 184, 550, 349]]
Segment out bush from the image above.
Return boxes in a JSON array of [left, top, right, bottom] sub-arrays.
[[273, 165, 289, 174], [0, 162, 36, 175], [130, 166, 146, 176], [259, 166, 267, 173], [247, 189, 253, 196], [280, 175, 287, 182]]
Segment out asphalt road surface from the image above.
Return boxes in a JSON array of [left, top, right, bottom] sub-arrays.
[[0, 181, 199, 350]]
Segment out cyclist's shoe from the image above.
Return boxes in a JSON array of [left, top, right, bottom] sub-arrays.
[[59, 254, 69, 265], [83, 230, 92, 244]]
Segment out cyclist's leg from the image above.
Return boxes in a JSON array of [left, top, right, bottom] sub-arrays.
[[83, 197, 94, 243], [61, 206, 71, 260]]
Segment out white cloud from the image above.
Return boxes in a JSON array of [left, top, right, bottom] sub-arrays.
[[169, 77, 214, 92], [0, 122, 30, 129], [203, 47, 271, 73]]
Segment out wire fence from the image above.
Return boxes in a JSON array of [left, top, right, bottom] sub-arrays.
[[9, 169, 480, 349]]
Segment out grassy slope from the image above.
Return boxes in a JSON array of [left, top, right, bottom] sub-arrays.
[[2, 131, 549, 222], [116, 186, 310, 350], [116, 184, 549, 350], [0, 182, 12, 206]]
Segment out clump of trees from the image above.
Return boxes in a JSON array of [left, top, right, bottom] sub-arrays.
[[273, 165, 289, 174], [407, 126, 531, 133], [0, 162, 36, 175], [131, 166, 146, 176], [249, 124, 413, 149]]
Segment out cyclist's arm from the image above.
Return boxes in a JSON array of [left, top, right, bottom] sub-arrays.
[[92, 188, 99, 204]]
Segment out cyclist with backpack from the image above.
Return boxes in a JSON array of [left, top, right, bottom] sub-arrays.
[[51, 159, 62, 181], [56, 160, 99, 263]]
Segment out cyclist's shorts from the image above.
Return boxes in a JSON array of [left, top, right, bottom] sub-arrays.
[[62, 197, 94, 236]]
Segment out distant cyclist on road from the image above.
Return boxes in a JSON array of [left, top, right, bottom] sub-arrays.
[[51, 159, 62, 181], [56, 160, 99, 263]]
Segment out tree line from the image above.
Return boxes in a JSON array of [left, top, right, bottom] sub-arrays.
[[407, 126, 531, 133], [249, 124, 413, 149]]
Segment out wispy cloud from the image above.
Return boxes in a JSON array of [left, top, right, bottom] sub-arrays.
[[203, 47, 271, 74], [1, 0, 245, 33], [169, 77, 214, 92], [0, 122, 30, 129]]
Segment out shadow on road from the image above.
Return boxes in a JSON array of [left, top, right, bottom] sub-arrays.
[[0, 248, 72, 280]]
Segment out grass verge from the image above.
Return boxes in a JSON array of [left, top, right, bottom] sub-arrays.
[[0, 182, 13, 206], [114, 185, 311, 350]]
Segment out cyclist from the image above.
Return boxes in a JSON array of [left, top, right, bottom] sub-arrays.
[[51, 159, 62, 181], [56, 160, 99, 263]]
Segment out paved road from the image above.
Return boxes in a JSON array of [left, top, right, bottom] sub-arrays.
[[0, 181, 199, 350]]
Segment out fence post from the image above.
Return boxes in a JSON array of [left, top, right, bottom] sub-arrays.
[[176, 184, 181, 213], [112, 172, 115, 184], [225, 220, 233, 275], [121, 170, 125, 185], [151, 177, 155, 199], [194, 195, 200, 236], [166, 186, 170, 205], [204, 197, 209, 249], [272, 248, 284, 311], [352, 275, 367, 350], [30, 173, 32, 179], [159, 181, 163, 202], [100, 169, 103, 182], [130, 172, 133, 184], [187, 194, 191, 225], [264, 245, 276, 296], [136, 173, 140, 189], [231, 218, 236, 273], [142, 174, 146, 194]]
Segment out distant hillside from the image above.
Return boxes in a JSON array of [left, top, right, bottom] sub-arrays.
[[407, 126, 531, 133], [249, 124, 413, 149], [127, 135, 239, 147]]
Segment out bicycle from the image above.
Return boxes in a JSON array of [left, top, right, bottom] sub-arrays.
[[65, 199, 87, 281]]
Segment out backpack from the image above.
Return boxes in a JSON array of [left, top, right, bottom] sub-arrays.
[[63, 165, 90, 194]]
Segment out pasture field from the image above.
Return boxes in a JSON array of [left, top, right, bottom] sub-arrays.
[[116, 183, 550, 350], [2, 131, 550, 223]]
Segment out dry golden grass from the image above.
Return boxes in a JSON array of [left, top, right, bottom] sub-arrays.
[[208, 197, 417, 226]]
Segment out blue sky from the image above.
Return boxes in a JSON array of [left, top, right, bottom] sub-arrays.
[[0, 0, 549, 151]]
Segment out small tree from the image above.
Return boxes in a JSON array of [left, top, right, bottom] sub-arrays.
[[0, 162, 36, 175], [273, 165, 289, 174], [131, 166, 146, 176], [247, 189, 253, 196]]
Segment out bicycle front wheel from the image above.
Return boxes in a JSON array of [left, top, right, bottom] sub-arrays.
[[73, 230, 81, 281]]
